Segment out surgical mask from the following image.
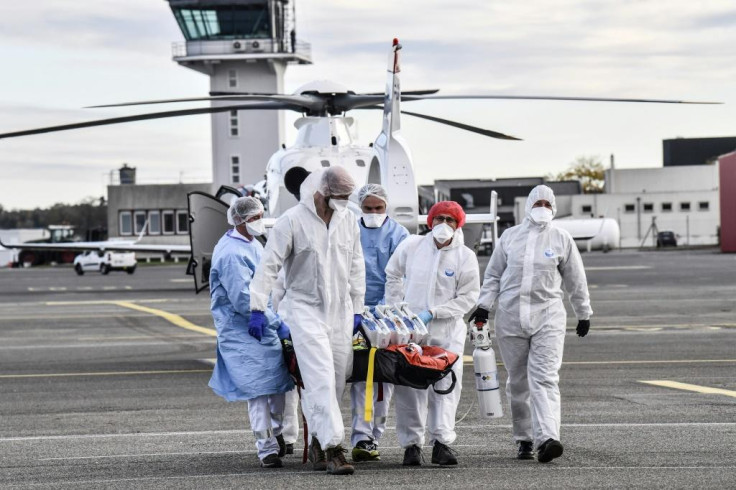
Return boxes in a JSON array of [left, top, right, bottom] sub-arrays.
[[362, 213, 387, 228], [530, 207, 553, 224], [246, 219, 266, 236], [432, 223, 455, 243], [328, 198, 349, 213]]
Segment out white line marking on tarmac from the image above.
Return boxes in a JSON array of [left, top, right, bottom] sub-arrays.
[[586, 266, 651, 271], [46, 299, 170, 306], [639, 380, 736, 398], [0, 369, 211, 379], [38, 444, 487, 461], [4, 422, 735, 442], [0, 340, 214, 350], [169, 278, 191, 283], [461, 356, 736, 365]]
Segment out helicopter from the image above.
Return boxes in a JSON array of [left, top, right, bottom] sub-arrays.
[[0, 39, 718, 288]]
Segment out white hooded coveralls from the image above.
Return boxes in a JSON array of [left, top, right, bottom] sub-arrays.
[[477, 185, 592, 448], [385, 229, 480, 447], [249, 174, 366, 449]]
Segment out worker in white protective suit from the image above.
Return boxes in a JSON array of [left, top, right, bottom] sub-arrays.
[[249, 167, 366, 476], [469, 185, 592, 464], [385, 200, 480, 467], [208, 196, 294, 469], [350, 183, 409, 463]]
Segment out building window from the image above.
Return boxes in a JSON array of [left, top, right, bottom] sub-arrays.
[[231, 155, 240, 184], [228, 69, 237, 88], [134, 211, 147, 235], [119, 211, 132, 236], [176, 210, 189, 234], [148, 211, 161, 235], [699, 201, 709, 211], [680, 202, 691, 212], [581, 205, 592, 214], [643, 203, 653, 213], [662, 202, 672, 212], [229, 109, 239, 137], [162, 211, 175, 235], [624, 204, 635, 213]]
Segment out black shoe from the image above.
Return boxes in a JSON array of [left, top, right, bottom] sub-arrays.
[[276, 433, 286, 458], [325, 445, 355, 475], [260, 453, 283, 468], [285, 443, 294, 455], [431, 441, 458, 466], [402, 444, 422, 466], [308, 436, 327, 471], [537, 438, 564, 463], [352, 439, 380, 462], [517, 441, 534, 460]]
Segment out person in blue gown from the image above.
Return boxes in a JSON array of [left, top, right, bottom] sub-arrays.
[[208, 196, 293, 469]]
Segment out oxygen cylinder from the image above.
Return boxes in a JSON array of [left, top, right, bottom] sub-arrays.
[[469, 321, 503, 418], [473, 345, 503, 418]]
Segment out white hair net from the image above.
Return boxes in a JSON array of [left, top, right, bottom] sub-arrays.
[[318, 166, 356, 197], [227, 196, 264, 226], [358, 183, 388, 205], [525, 185, 557, 217]]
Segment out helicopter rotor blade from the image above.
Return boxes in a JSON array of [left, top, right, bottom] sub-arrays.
[[358, 106, 521, 140], [86, 94, 326, 111], [0, 102, 304, 140], [400, 110, 522, 140], [401, 95, 722, 105]]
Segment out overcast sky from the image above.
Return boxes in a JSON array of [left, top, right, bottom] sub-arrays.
[[0, 0, 734, 209]]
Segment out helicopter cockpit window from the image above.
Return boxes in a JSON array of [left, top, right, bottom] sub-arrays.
[[173, 4, 271, 41], [356, 159, 365, 167], [320, 160, 330, 167]]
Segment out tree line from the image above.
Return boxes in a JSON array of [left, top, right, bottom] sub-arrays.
[[0, 197, 108, 240]]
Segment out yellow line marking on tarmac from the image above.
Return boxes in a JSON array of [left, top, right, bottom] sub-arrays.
[[111, 301, 216, 337], [0, 369, 212, 379], [639, 380, 736, 398]]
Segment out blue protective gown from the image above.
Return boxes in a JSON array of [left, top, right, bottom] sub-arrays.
[[208, 230, 294, 401], [359, 216, 410, 306]]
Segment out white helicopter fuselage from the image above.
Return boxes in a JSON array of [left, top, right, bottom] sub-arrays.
[[264, 116, 377, 218]]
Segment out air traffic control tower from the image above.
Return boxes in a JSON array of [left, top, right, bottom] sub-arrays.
[[166, 0, 312, 188]]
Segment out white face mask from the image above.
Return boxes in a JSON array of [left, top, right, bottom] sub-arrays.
[[362, 213, 387, 228], [245, 219, 266, 236], [328, 198, 349, 213], [530, 207, 554, 224], [432, 223, 455, 243]]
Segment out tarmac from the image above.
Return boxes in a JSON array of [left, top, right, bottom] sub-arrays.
[[1, 248, 735, 488]]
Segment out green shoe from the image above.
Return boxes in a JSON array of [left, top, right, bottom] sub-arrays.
[[351, 440, 380, 462]]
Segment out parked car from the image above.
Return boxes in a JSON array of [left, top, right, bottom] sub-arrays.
[[656, 231, 678, 248], [73, 251, 137, 275]]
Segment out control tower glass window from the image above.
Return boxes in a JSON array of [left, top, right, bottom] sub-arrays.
[[173, 3, 271, 40]]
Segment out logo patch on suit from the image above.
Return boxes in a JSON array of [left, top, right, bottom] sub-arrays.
[[444, 269, 455, 277], [544, 248, 555, 258]]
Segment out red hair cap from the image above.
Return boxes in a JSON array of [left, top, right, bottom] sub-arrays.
[[427, 200, 466, 228]]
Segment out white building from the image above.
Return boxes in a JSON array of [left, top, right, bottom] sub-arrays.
[[515, 164, 720, 248]]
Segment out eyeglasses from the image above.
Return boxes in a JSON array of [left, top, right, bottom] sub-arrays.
[[432, 215, 457, 225]]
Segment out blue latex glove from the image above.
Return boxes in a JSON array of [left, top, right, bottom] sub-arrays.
[[418, 310, 433, 325], [277, 322, 291, 340], [248, 310, 267, 340], [353, 314, 363, 335]]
